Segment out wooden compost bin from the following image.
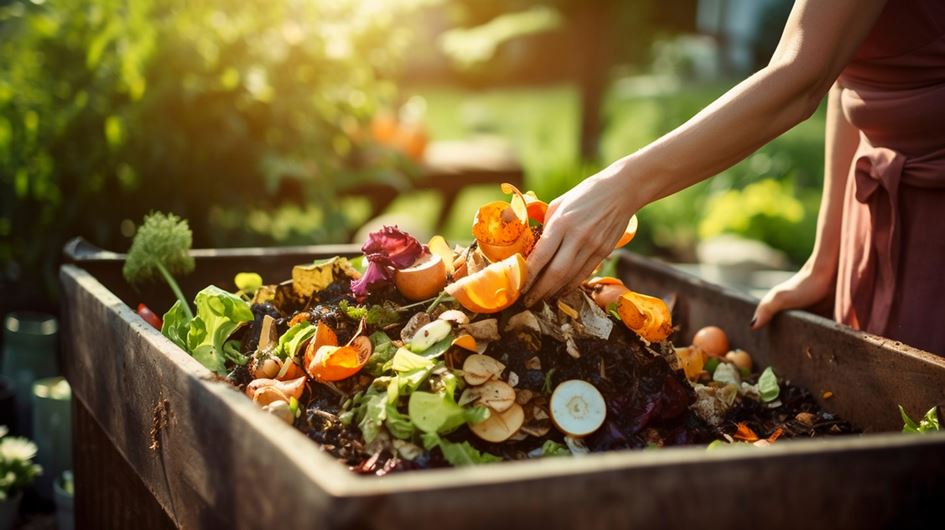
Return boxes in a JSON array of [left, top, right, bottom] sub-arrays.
[[60, 239, 945, 530]]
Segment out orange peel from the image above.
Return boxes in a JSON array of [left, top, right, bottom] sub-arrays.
[[445, 253, 527, 314], [303, 321, 339, 374], [307, 335, 373, 382], [474, 185, 535, 262], [501, 183, 548, 224], [614, 215, 639, 248], [451, 334, 478, 352], [616, 290, 673, 343]]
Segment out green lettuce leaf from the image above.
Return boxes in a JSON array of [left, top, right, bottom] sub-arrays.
[[175, 286, 253, 375], [161, 300, 191, 352], [385, 404, 416, 440], [900, 405, 941, 433], [364, 331, 397, 376], [758, 367, 780, 403], [408, 391, 468, 434], [421, 433, 501, 467], [277, 321, 316, 360]]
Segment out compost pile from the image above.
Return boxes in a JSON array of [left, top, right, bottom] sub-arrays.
[[147, 185, 857, 475]]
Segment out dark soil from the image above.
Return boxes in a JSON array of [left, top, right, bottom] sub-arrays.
[[229, 282, 860, 476]]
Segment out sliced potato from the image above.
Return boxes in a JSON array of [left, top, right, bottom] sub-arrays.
[[478, 380, 515, 412], [550, 380, 606, 437], [469, 403, 524, 443], [462, 354, 505, 386]]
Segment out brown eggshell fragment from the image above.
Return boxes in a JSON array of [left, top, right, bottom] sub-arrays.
[[469, 403, 525, 443]]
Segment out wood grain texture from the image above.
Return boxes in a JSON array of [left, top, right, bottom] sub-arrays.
[[618, 252, 945, 431], [60, 246, 945, 530]]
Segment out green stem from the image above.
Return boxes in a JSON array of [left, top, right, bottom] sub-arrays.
[[157, 262, 193, 320], [426, 291, 453, 313]]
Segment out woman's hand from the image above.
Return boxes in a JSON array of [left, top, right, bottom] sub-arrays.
[[751, 261, 835, 329], [523, 164, 639, 306]]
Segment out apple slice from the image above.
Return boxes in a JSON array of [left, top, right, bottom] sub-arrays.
[[550, 380, 606, 437]]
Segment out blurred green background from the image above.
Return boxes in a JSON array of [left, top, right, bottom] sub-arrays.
[[1, 0, 821, 311]]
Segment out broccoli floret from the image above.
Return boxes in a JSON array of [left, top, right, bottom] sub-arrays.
[[123, 212, 195, 319]]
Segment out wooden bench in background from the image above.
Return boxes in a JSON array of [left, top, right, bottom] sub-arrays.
[[341, 139, 524, 233]]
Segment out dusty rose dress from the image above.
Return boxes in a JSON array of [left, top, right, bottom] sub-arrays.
[[835, 0, 945, 354]]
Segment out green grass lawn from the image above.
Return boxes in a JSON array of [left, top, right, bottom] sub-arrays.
[[389, 78, 826, 262]]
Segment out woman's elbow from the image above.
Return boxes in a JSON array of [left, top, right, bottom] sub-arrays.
[[765, 60, 833, 123]]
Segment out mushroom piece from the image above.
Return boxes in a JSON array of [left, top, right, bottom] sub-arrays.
[[469, 403, 525, 443], [478, 380, 516, 412], [438, 309, 470, 326], [462, 319, 501, 342], [504, 310, 541, 334], [462, 354, 506, 386], [261, 400, 295, 424], [549, 380, 607, 437]]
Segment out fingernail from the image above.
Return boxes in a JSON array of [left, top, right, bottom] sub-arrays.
[[749, 317, 757, 327]]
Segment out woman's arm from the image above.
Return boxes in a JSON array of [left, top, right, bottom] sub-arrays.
[[750, 82, 861, 328], [524, 0, 887, 305]]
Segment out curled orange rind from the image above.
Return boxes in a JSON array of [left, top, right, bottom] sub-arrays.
[[445, 253, 527, 314], [307, 335, 373, 382], [501, 183, 548, 224], [616, 290, 672, 343]]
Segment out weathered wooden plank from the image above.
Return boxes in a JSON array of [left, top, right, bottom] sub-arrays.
[[60, 246, 945, 530], [61, 265, 352, 529], [73, 397, 175, 530], [618, 253, 945, 431]]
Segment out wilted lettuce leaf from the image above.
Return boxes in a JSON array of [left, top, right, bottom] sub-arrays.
[[391, 348, 434, 372], [900, 405, 941, 433], [338, 300, 402, 327], [421, 433, 502, 466], [758, 367, 780, 402], [364, 331, 397, 376], [277, 321, 316, 360], [540, 440, 571, 457], [385, 404, 416, 440], [408, 391, 468, 434], [354, 388, 388, 444]]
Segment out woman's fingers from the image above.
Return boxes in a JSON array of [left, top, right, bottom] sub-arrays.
[[524, 236, 582, 307], [751, 291, 784, 330], [554, 247, 609, 300], [523, 224, 563, 305]]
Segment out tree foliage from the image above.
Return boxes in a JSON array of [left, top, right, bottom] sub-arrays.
[[0, 0, 422, 300]]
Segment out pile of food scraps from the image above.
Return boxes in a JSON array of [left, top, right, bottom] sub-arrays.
[[123, 186, 861, 475]]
